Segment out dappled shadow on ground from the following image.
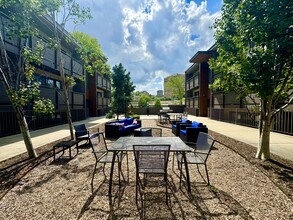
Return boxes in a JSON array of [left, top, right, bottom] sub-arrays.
[[209, 130, 293, 201], [74, 163, 255, 220]]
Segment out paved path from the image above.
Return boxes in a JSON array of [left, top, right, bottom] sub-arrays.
[[0, 116, 112, 162], [189, 115, 293, 161], [0, 115, 292, 162]]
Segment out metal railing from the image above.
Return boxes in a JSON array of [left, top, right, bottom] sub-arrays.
[[0, 109, 86, 137], [209, 108, 293, 135]]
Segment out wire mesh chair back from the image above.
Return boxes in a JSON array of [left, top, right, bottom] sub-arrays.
[[89, 132, 108, 161], [133, 145, 170, 174], [133, 144, 171, 205], [195, 132, 215, 160], [176, 132, 215, 186], [89, 132, 126, 192], [139, 127, 162, 137]]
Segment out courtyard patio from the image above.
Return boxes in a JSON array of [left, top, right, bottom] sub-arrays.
[[0, 119, 292, 219]]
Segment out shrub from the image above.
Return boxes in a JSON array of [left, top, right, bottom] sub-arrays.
[[105, 111, 114, 119], [128, 114, 140, 119]]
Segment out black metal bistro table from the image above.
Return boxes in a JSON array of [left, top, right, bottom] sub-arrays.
[[107, 136, 193, 195]]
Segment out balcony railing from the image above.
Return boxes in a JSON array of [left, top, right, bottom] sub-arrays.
[[209, 108, 293, 135]]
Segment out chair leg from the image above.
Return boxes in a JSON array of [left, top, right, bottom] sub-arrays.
[[204, 164, 210, 185], [196, 164, 210, 185], [165, 174, 168, 204], [172, 153, 175, 171], [91, 162, 98, 193], [117, 161, 120, 185], [135, 173, 141, 204], [126, 152, 129, 182]]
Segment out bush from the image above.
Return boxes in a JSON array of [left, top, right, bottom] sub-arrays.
[[105, 111, 114, 119], [154, 98, 161, 107], [128, 114, 140, 119]]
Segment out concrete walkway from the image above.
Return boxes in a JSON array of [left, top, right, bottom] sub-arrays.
[[0, 115, 292, 162], [0, 116, 112, 162], [188, 115, 293, 161]]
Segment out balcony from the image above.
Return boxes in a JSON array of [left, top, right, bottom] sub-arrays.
[[97, 75, 111, 91], [186, 75, 199, 91]]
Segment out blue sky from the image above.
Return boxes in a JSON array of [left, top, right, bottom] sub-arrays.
[[66, 0, 222, 95]]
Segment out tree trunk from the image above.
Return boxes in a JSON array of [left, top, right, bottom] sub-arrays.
[[256, 99, 272, 160], [15, 107, 37, 158], [57, 42, 74, 140], [52, 10, 74, 140], [256, 117, 271, 160], [64, 88, 74, 139]]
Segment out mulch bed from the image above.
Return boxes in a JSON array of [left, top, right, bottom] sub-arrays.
[[0, 119, 292, 219]]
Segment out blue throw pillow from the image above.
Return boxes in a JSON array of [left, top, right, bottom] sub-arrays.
[[182, 118, 187, 123], [191, 121, 203, 128]]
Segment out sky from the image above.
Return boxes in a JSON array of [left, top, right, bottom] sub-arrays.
[[66, 0, 222, 95]]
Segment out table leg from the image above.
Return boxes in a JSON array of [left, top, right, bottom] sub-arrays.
[[182, 152, 191, 192], [108, 151, 117, 196], [69, 146, 72, 159]]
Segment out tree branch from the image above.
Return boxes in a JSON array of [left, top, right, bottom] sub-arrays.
[[273, 92, 293, 116]]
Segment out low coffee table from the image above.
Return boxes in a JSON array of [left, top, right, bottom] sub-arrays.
[[133, 128, 151, 137], [53, 140, 80, 161]]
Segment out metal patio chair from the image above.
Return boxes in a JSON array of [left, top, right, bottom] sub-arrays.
[[176, 132, 215, 186], [133, 144, 171, 207], [74, 124, 92, 144], [90, 132, 127, 192]]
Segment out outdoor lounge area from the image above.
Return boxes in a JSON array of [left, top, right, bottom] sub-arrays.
[[0, 119, 292, 219]]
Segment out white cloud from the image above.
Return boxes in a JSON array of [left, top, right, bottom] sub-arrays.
[[67, 0, 222, 95]]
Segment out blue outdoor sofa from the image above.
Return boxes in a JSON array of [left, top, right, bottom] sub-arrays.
[[171, 118, 192, 136], [179, 121, 208, 143], [105, 118, 142, 138]]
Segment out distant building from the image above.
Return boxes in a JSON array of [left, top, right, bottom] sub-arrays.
[[141, 91, 150, 96], [157, 90, 163, 97], [164, 74, 184, 98]]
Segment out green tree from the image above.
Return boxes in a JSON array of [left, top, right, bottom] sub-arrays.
[[154, 98, 161, 107], [138, 94, 151, 107], [210, 0, 293, 160], [165, 74, 185, 104], [0, 0, 55, 158], [111, 63, 135, 119], [71, 31, 110, 77], [41, 0, 91, 139]]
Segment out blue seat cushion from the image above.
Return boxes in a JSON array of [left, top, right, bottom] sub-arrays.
[[180, 130, 187, 135], [172, 124, 177, 128]]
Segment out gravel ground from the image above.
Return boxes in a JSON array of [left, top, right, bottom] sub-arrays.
[[0, 119, 292, 219]]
